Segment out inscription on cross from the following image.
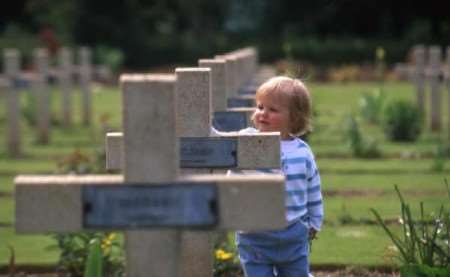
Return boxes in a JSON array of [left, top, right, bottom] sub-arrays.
[[16, 74, 286, 277]]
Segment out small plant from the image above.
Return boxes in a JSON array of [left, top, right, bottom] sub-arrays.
[[370, 184, 450, 276], [51, 232, 125, 277], [338, 204, 356, 225], [345, 115, 381, 158], [84, 238, 103, 277], [431, 143, 447, 172], [56, 149, 92, 174], [383, 100, 423, 142], [213, 234, 241, 276], [359, 88, 385, 125], [7, 245, 16, 276]]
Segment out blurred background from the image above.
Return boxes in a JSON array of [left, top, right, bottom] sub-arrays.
[[2, 0, 449, 72]]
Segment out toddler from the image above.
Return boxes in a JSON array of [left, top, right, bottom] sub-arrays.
[[234, 76, 324, 277]]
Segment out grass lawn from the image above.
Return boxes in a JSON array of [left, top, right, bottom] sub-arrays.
[[0, 80, 449, 269], [322, 173, 448, 191], [310, 225, 402, 266], [0, 228, 59, 265]]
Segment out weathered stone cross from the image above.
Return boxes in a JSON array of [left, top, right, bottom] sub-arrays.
[[15, 74, 286, 277]]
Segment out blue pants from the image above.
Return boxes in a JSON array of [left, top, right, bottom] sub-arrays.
[[236, 220, 310, 277]]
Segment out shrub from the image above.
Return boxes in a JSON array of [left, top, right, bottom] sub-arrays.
[[383, 100, 423, 142], [345, 115, 381, 158], [50, 232, 125, 277], [359, 88, 385, 125], [371, 184, 450, 276]]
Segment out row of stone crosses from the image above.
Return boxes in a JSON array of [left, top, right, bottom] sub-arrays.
[[0, 46, 107, 157], [395, 45, 450, 135], [15, 47, 288, 276]]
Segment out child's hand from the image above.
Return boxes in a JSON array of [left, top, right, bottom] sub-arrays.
[[309, 228, 318, 240]]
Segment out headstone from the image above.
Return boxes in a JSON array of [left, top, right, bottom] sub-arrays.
[[198, 59, 227, 113], [58, 47, 73, 127], [446, 46, 450, 139], [429, 45, 442, 132], [79, 47, 92, 126], [3, 49, 21, 156], [413, 45, 426, 114], [175, 68, 211, 138], [215, 55, 238, 99], [33, 48, 50, 143]]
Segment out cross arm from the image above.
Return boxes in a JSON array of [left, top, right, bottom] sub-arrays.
[[105, 132, 280, 171], [15, 174, 286, 233]]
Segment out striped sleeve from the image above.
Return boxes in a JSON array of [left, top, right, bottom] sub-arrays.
[[306, 151, 323, 231]]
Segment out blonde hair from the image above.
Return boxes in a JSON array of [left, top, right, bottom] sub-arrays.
[[253, 76, 312, 136]]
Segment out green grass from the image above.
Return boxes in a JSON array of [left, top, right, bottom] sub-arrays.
[[310, 225, 401, 266], [0, 176, 14, 194], [0, 197, 13, 224], [322, 173, 448, 191], [0, 228, 59, 265], [318, 158, 450, 174], [1, 80, 449, 269], [324, 194, 450, 224]]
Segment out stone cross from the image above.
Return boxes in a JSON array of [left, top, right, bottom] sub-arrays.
[[33, 48, 51, 144], [198, 57, 255, 131], [15, 74, 286, 277], [446, 46, 450, 139], [3, 49, 21, 156], [413, 45, 429, 116], [429, 45, 442, 132], [79, 47, 92, 126], [58, 47, 74, 127]]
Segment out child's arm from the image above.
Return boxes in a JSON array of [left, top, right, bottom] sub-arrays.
[[306, 152, 324, 233]]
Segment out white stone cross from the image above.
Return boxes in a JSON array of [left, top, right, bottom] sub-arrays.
[[15, 74, 286, 277]]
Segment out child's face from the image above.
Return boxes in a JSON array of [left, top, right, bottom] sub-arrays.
[[253, 92, 291, 139]]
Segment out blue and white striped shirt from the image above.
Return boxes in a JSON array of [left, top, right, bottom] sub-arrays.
[[228, 127, 324, 231], [281, 137, 323, 231]]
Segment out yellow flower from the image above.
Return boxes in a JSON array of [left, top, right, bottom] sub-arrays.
[[107, 233, 117, 241], [376, 47, 385, 60], [215, 249, 233, 260]]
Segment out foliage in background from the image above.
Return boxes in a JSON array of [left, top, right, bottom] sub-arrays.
[[4, 1, 450, 69], [94, 46, 124, 74], [383, 100, 423, 142], [371, 184, 450, 276], [50, 232, 124, 277], [431, 143, 447, 172], [359, 88, 385, 125], [345, 115, 381, 158]]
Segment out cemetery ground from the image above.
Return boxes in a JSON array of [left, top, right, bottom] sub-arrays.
[[0, 80, 449, 276]]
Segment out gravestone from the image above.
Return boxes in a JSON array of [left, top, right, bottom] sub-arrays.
[[429, 45, 442, 132], [58, 47, 74, 127], [16, 74, 286, 277], [413, 45, 426, 114], [79, 47, 92, 126], [3, 49, 21, 156], [446, 46, 450, 139], [33, 48, 51, 143], [199, 58, 254, 131]]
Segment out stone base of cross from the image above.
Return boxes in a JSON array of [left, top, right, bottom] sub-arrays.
[[15, 74, 286, 277]]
